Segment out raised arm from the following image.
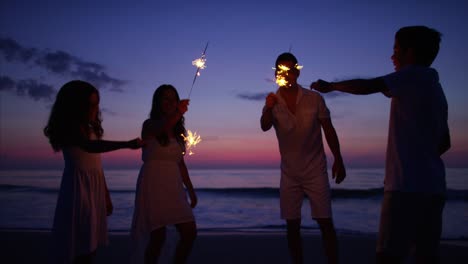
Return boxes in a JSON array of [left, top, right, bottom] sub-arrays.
[[311, 77, 388, 95], [260, 93, 277, 131], [320, 118, 346, 184]]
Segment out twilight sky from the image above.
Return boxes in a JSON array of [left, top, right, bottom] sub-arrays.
[[1, 0, 467, 169]]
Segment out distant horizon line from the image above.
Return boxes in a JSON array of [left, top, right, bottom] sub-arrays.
[[1, 166, 468, 171]]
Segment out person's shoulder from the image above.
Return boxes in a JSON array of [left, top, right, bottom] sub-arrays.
[[399, 65, 438, 75], [143, 118, 161, 128], [302, 87, 324, 99], [143, 118, 153, 126], [389, 65, 440, 83]]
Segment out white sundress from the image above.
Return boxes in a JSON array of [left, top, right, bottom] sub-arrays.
[[130, 138, 195, 262], [51, 136, 108, 263]]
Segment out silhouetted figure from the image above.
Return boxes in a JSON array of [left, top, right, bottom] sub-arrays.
[[131, 84, 197, 264], [311, 26, 450, 264], [261, 53, 346, 264], [44, 80, 143, 263]]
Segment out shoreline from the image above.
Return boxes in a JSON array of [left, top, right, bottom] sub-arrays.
[[1, 227, 467, 241], [1, 229, 467, 264]]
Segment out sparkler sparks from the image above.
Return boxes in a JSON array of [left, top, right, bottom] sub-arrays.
[[188, 42, 209, 98], [181, 130, 202, 156], [182, 43, 208, 155], [273, 63, 303, 87], [192, 57, 206, 71]]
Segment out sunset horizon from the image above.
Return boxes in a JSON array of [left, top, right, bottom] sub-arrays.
[[1, 1, 467, 171]]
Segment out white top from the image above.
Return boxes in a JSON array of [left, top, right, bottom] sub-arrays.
[[264, 86, 330, 176], [383, 65, 448, 193]]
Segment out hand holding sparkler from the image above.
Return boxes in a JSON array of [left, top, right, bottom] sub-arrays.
[[265, 92, 278, 110], [177, 99, 190, 115], [310, 79, 334, 93]]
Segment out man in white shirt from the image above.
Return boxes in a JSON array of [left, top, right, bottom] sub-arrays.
[[311, 26, 450, 264], [261, 52, 346, 264]]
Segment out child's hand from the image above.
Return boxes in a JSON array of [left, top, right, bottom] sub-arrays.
[[128, 138, 144, 149], [265, 93, 277, 109], [178, 99, 190, 115], [189, 191, 198, 208], [106, 193, 113, 216], [310, 79, 333, 93], [332, 159, 346, 184]]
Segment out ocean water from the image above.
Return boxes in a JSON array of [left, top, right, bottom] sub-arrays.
[[0, 168, 467, 239]]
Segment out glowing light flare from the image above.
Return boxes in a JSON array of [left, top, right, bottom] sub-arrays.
[[276, 76, 288, 86], [181, 130, 202, 156], [272, 63, 303, 87], [277, 65, 291, 71], [188, 42, 209, 98], [192, 57, 207, 70]]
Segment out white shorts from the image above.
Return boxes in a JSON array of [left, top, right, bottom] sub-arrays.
[[280, 170, 332, 220]]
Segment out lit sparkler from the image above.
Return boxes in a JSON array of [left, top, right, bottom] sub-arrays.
[[183, 43, 208, 155], [181, 130, 202, 156], [273, 63, 303, 88], [188, 42, 209, 98]]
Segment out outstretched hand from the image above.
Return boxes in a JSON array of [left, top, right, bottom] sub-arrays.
[[129, 138, 145, 149], [332, 159, 346, 184], [310, 79, 333, 93]]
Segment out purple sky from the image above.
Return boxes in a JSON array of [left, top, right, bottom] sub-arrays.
[[1, 0, 467, 169]]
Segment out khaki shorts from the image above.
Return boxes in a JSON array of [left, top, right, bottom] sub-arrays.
[[280, 171, 332, 220], [376, 191, 445, 257]]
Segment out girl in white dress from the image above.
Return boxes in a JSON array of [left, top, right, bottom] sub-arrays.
[[44, 80, 143, 264], [131, 84, 197, 264]]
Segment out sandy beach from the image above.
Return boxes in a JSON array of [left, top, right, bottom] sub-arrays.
[[1, 229, 467, 263]]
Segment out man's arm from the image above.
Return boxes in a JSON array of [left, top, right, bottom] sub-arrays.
[[261, 108, 274, 131], [311, 77, 388, 95], [320, 118, 346, 184]]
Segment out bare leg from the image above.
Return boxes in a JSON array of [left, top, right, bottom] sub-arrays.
[[286, 219, 303, 264], [145, 227, 166, 264], [414, 194, 444, 264], [316, 218, 338, 264], [74, 250, 96, 264], [173, 221, 197, 264]]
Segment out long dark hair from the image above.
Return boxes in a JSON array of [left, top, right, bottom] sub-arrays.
[[150, 84, 187, 152], [44, 80, 103, 152]]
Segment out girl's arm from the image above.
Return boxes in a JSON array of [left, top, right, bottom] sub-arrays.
[[79, 138, 142, 153], [179, 158, 197, 208]]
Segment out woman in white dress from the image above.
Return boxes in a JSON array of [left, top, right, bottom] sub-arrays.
[[44, 80, 143, 264], [131, 84, 197, 264]]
